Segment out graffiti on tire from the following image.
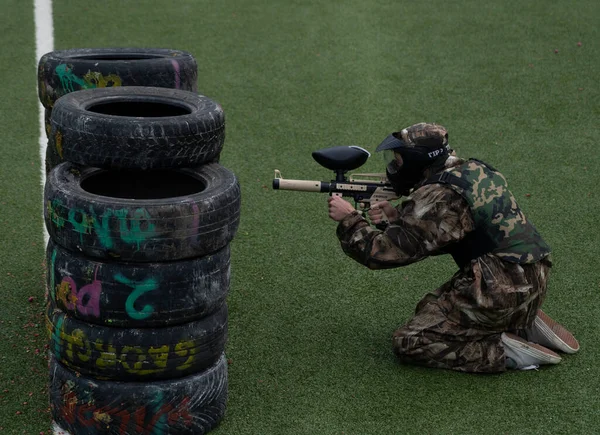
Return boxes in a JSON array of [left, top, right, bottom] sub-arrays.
[[55, 64, 122, 93], [47, 304, 227, 380], [47, 199, 157, 250], [50, 355, 227, 434]]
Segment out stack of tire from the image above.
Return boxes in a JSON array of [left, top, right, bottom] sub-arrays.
[[38, 49, 240, 434], [38, 48, 200, 173]]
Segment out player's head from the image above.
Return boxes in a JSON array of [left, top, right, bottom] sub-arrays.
[[376, 123, 450, 196]]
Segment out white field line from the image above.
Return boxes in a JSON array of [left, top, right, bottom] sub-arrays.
[[34, 2, 64, 434], [34, 0, 53, 246]]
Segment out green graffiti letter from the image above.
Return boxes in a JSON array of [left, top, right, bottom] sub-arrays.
[[117, 208, 156, 249], [89, 207, 113, 249], [52, 315, 65, 360], [55, 64, 94, 93], [114, 273, 159, 320], [67, 208, 92, 243]]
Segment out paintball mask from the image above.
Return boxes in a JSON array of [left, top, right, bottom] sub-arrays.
[[376, 123, 450, 196]]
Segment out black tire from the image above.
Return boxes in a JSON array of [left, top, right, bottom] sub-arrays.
[[46, 239, 230, 328], [45, 137, 61, 174], [50, 354, 227, 434], [44, 162, 241, 262], [38, 48, 198, 109], [49, 86, 225, 170], [45, 108, 52, 137], [45, 135, 221, 175], [47, 302, 227, 381]]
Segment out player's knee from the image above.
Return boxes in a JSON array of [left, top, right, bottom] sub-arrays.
[[392, 328, 413, 358]]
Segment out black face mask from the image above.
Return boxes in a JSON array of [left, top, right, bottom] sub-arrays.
[[385, 145, 450, 196], [386, 160, 425, 196]]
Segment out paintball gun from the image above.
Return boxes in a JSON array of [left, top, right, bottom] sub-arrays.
[[273, 146, 399, 224]]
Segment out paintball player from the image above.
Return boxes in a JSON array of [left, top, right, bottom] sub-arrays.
[[327, 123, 579, 372]]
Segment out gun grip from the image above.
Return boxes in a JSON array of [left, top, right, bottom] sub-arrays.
[[378, 207, 390, 225], [359, 202, 390, 228], [374, 205, 390, 231]]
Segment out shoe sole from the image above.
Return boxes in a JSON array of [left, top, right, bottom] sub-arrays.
[[502, 333, 562, 365], [535, 310, 580, 354]]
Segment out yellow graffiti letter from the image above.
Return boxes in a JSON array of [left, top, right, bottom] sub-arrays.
[[94, 340, 117, 369], [174, 341, 196, 371], [120, 346, 147, 373], [148, 345, 169, 369], [66, 329, 91, 362]]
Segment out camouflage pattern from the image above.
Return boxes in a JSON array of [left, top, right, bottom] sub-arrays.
[[441, 159, 551, 264], [335, 156, 553, 372], [392, 254, 551, 373], [400, 122, 449, 147], [336, 183, 474, 269]]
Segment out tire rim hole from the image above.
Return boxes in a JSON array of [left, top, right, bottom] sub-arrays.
[[81, 170, 206, 199]]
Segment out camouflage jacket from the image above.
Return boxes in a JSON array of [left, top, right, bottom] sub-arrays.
[[336, 157, 551, 269]]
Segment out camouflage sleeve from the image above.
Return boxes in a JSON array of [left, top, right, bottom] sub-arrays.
[[336, 184, 475, 269]]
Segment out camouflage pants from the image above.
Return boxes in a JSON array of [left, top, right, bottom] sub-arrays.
[[392, 254, 552, 373]]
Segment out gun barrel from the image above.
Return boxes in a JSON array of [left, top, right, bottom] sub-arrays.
[[273, 178, 326, 192]]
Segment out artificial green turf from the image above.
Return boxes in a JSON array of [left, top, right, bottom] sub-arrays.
[[0, 1, 51, 433], [1, 0, 599, 433]]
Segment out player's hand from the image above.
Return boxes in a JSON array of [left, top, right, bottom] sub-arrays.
[[328, 196, 355, 222], [368, 201, 398, 224]]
